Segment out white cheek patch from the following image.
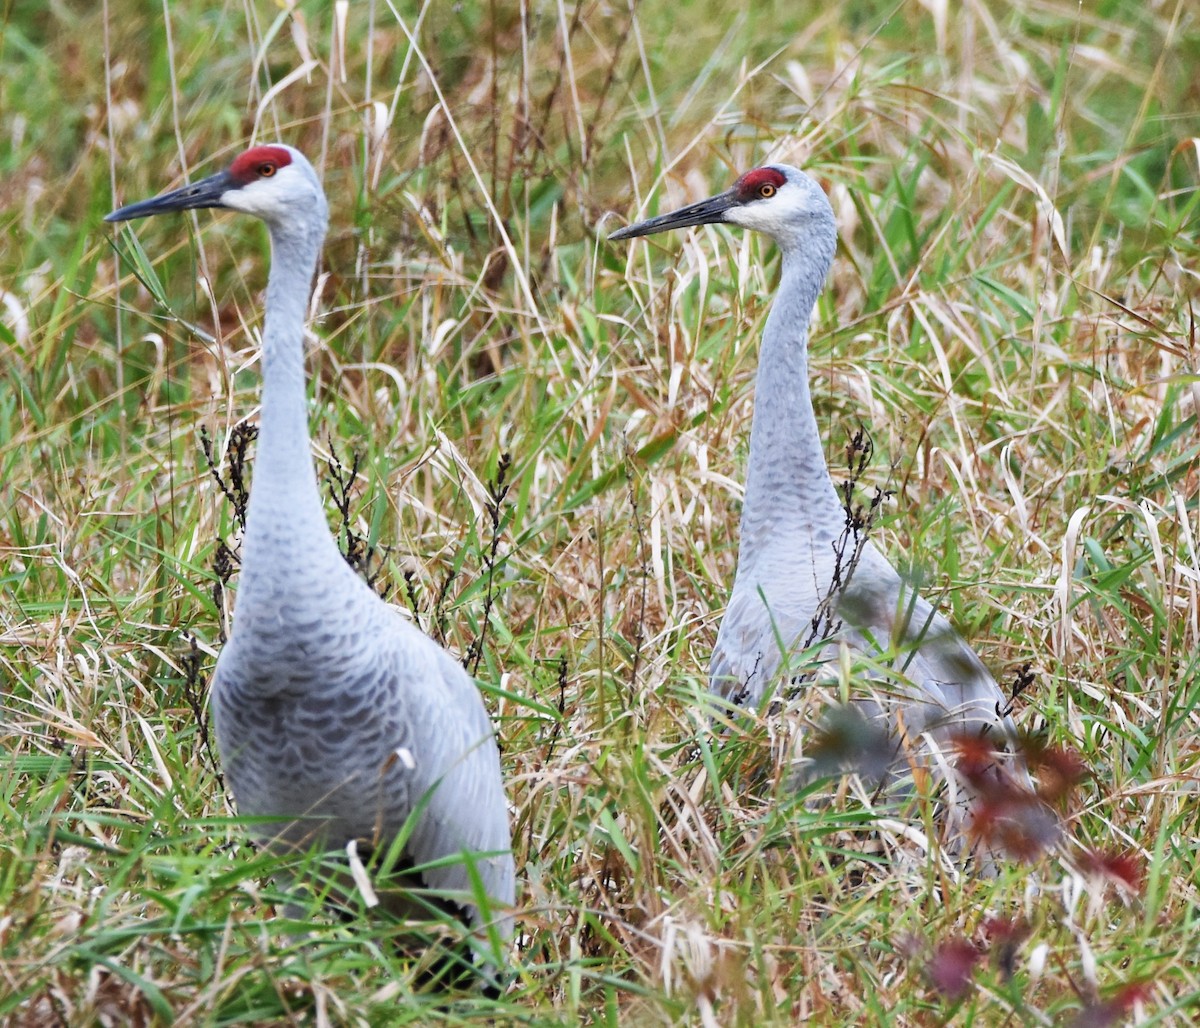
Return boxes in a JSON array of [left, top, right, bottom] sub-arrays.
[[220, 189, 253, 212], [726, 201, 778, 234], [220, 168, 308, 218], [725, 205, 757, 227]]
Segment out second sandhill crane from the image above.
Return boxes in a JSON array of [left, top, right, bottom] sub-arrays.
[[106, 145, 514, 967], [612, 165, 1029, 817]]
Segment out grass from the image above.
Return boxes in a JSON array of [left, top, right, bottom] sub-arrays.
[[2, 0, 1199, 1022]]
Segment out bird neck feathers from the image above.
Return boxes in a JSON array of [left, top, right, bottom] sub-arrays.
[[738, 246, 848, 551], [236, 217, 349, 615]]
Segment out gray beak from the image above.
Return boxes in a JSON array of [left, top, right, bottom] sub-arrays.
[[609, 188, 738, 241], [105, 169, 236, 223]]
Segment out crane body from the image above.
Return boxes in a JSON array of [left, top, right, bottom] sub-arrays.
[[106, 145, 514, 952], [612, 165, 1029, 809]]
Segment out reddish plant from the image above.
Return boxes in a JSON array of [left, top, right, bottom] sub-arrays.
[[926, 937, 982, 1000], [1079, 848, 1145, 895], [1019, 736, 1089, 804], [981, 916, 1031, 981], [1069, 982, 1151, 1027]]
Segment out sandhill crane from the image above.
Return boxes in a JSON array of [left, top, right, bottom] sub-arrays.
[[612, 164, 1031, 837], [106, 144, 515, 969]]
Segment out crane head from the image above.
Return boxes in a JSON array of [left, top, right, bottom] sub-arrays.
[[610, 164, 833, 247], [105, 144, 326, 227]]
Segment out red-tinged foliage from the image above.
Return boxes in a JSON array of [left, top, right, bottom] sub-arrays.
[[982, 916, 1031, 981], [950, 732, 1066, 860], [970, 788, 1060, 861], [1079, 849, 1145, 895], [926, 937, 982, 1000], [1068, 982, 1152, 1027], [1019, 736, 1090, 803], [981, 916, 1024, 941], [950, 732, 1004, 785], [1114, 983, 1152, 1008]]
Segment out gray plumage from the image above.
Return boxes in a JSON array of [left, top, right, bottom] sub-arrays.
[[613, 164, 1029, 807], [106, 145, 514, 944]]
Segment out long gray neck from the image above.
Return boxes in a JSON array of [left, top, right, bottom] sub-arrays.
[[235, 214, 348, 618], [738, 240, 846, 559]]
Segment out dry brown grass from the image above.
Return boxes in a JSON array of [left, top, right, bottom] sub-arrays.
[[2, 0, 1199, 1023]]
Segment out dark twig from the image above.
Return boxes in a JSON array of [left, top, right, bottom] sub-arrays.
[[199, 423, 256, 532], [539, 653, 570, 778], [997, 661, 1036, 719], [180, 633, 223, 785], [402, 568, 421, 617], [803, 426, 891, 651], [324, 434, 390, 593], [730, 653, 764, 708], [210, 541, 238, 643], [770, 426, 894, 705], [467, 452, 511, 675], [432, 564, 459, 646], [199, 425, 255, 641], [623, 444, 650, 708]]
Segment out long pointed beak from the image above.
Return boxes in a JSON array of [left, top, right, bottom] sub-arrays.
[[105, 169, 236, 223], [609, 189, 738, 241]]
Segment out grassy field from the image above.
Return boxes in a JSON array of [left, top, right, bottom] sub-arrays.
[[3, 0, 1199, 1023]]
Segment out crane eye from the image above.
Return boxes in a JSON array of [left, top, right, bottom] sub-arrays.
[[758, 183, 776, 199], [258, 163, 277, 178]]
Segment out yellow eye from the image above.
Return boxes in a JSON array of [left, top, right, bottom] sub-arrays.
[[759, 183, 776, 198], [258, 163, 276, 177]]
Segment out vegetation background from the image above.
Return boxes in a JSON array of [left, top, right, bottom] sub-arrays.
[[2, 0, 1198, 1023]]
